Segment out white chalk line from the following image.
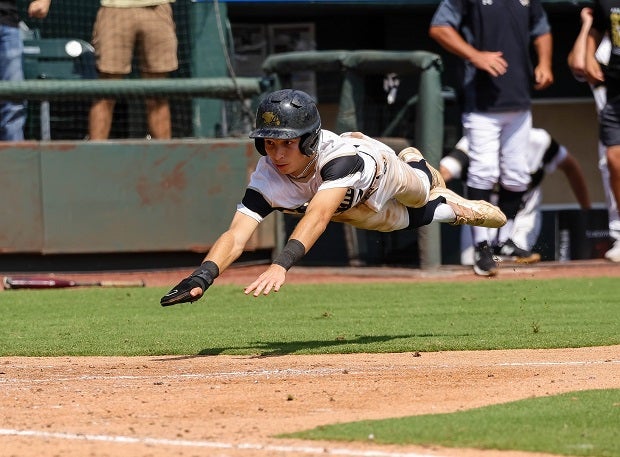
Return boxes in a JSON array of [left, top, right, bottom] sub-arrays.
[[1, 358, 618, 385], [0, 367, 346, 384], [0, 428, 445, 457]]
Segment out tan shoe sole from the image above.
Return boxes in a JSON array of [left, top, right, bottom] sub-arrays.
[[429, 187, 507, 228]]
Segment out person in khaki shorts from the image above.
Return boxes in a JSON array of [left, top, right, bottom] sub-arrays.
[[88, 0, 178, 140]]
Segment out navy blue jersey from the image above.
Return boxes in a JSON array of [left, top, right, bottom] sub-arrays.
[[431, 0, 551, 113], [592, 0, 620, 100]]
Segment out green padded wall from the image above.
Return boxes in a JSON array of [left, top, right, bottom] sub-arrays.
[[0, 140, 274, 254]]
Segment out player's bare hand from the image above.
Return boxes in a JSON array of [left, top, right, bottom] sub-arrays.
[[470, 51, 507, 77], [28, 0, 51, 19], [244, 264, 287, 297], [534, 65, 553, 90]]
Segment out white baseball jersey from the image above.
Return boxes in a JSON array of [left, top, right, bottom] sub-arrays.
[[444, 128, 567, 254], [237, 130, 430, 232], [443, 128, 566, 181]]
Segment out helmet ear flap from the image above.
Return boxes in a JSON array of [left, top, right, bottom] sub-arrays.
[[299, 134, 311, 156], [299, 127, 321, 156], [255, 138, 266, 156]]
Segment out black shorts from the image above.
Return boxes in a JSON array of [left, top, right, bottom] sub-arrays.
[[600, 98, 620, 147]]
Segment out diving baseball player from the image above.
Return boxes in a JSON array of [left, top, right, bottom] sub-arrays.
[[161, 89, 506, 306]]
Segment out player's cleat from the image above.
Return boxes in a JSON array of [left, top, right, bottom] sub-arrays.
[[429, 187, 507, 228], [474, 241, 498, 276], [160, 277, 204, 306], [494, 239, 541, 264], [398, 147, 445, 188], [604, 239, 620, 262]]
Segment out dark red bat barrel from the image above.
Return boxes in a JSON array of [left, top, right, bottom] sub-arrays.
[[2, 277, 81, 289]]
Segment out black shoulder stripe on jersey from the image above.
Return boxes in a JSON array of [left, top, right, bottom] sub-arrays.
[[241, 188, 274, 218], [320, 155, 365, 181], [529, 168, 545, 190], [450, 148, 470, 169], [542, 139, 560, 165], [529, 139, 560, 189]]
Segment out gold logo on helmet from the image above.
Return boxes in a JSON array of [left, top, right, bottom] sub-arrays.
[[262, 112, 280, 126]]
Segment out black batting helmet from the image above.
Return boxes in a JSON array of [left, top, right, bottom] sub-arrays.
[[249, 89, 321, 156]]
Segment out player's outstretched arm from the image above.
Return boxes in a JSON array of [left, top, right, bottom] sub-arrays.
[[244, 187, 347, 297], [161, 212, 260, 306]]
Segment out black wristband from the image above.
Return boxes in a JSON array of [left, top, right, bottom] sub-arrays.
[[190, 260, 220, 290], [272, 239, 306, 270]]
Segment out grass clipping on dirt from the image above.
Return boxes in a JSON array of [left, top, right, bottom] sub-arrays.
[[283, 389, 620, 457]]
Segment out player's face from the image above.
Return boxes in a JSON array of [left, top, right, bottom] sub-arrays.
[[264, 138, 310, 175]]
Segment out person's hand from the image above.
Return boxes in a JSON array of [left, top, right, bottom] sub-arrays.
[[244, 264, 287, 297], [534, 64, 554, 90], [160, 277, 204, 306], [28, 0, 51, 19], [580, 7, 593, 26], [469, 50, 507, 77]]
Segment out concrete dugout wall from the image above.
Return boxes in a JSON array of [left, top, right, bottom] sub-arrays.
[[0, 140, 275, 254]]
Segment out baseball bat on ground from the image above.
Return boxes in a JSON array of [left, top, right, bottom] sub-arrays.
[[2, 276, 145, 290]]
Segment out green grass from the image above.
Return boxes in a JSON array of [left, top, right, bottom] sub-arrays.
[[283, 389, 620, 457], [0, 277, 619, 356], [2, 276, 619, 457]]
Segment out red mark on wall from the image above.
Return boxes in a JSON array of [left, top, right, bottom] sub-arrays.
[[136, 161, 187, 205]]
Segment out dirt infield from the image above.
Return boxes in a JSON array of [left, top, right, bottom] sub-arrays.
[[4, 257, 618, 289], [2, 260, 620, 457]]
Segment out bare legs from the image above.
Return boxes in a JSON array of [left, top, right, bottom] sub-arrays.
[[88, 72, 171, 140]]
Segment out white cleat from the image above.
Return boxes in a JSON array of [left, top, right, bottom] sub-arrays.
[[604, 239, 620, 262]]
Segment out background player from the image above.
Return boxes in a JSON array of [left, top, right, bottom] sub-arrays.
[[567, 6, 620, 262], [429, 0, 554, 276], [440, 128, 591, 265], [584, 1, 620, 263]]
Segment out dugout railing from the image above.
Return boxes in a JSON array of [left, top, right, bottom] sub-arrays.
[[0, 72, 272, 257]]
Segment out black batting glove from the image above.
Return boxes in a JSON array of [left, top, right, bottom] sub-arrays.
[[160, 276, 208, 307], [160, 261, 219, 307]]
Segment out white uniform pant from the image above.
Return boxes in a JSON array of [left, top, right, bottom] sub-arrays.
[[332, 151, 430, 232], [462, 110, 532, 192]]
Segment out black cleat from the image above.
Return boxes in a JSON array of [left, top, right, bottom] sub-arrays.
[[474, 241, 498, 276], [495, 239, 541, 264]]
